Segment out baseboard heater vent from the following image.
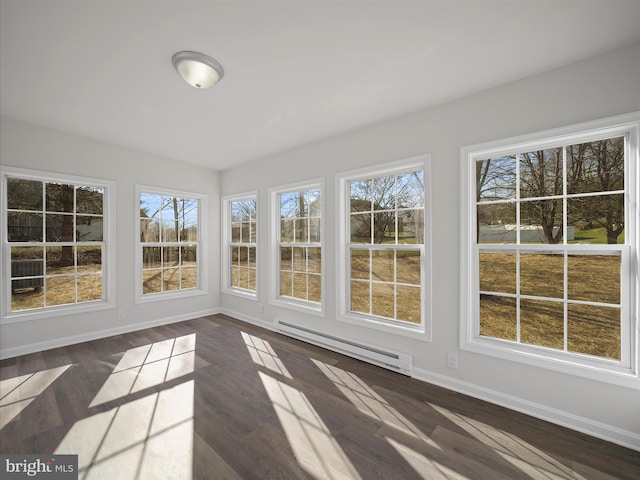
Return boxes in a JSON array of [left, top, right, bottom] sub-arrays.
[[278, 322, 412, 376]]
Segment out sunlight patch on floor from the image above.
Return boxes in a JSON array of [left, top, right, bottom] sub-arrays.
[[312, 359, 436, 446], [259, 371, 361, 480], [0, 364, 71, 429], [386, 436, 465, 480], [241, 332, 292, 379], [90, 334, 196, 407], [56, 380, 194, 480], [427, 402, 577, 479]]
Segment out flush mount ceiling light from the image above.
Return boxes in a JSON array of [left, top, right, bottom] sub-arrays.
[[172, 51, 224, 89]]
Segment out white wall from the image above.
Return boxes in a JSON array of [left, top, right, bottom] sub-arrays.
[[220, 42, 640, 448], [0, 118, 221, 356]]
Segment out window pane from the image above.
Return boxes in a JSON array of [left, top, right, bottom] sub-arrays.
[[280, 271, 292, 297], [280, 219, 293, 242], [181, 245, 197, 267], [162, 219, 178, 243], [520, 252, 563, 299], [568, 194, 624, 245], [231, 223, 241, 242], [143, 247, 161, 268], [76, 186, 103, 214], [46, 214, 74, 242], [143, 270, 162, 294], [46, 246, 75, 275], [477, 203, 516, 243], [398, 209, 423, 244], [520, 199, 563, 244], [350, 213, 371, 244], [308, 274, 321, 303], [520, 299, 564, 349], [567, 137, 624, 195], [141, 216, 159, 242], [46, 275, 76, 306], [293, 247, 306, 272], [568, 253, 620, 304], [280, 192, 298, 218], [163, 246, 180, 267], [373, 212, 395, 244], [519, 148, 563, 199], [295, 218, 309, 243], [182, 267, 197, 289], [476, 156, 516, 201], [10, 249, 44, 295], [181, 219, 198, 242], [77, 246, 102, 273], [568, 304, 620, 360], [373, 175, 396, 210], [163, 268, 180, 291], [372, 282, 394, 318], [397, 171, 424, 208], [479, 251, 516, 294], [8, 178, 43, 210], [396, 285, 421, 323], [396, 250, 420, 285], [140, 193, 161, 219], [248, 268, 256, 291], [77, 274, 102, 302], [350, 180, 371, 212], [77, 215, 103, 241], [293, 273, 307, 300], [371, 250, 394, 283], [231, 266, 240, 288], [8, 212, 43, 242], [308, 247, 321, 274], [350, 250, 369, 280], [479, 295, 517, 341], [309, 218, 321, 242], [247, 247, 256, 268], [306, 189, 322, 217], [280, 247, 292, 271], [249, 220, 257, 243], [12, 282, 44, 310], [350, 281, 370, 314], [46, 183, 74, 213]]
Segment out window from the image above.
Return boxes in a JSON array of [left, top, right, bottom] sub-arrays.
[[137, 187, 204, 301], [338, 157, 430, 337], [461, 113, 639, 384], [1, 167, 114, 319], [223, 194, 257, 296], [272, 182, 322, 311]]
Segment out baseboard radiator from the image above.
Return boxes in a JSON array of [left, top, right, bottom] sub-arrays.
[[278, 322, 412, 376]]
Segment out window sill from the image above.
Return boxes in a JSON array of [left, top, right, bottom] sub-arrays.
[[1, 301, 115, 324], [136, 288, 207, 304], [270, 297, 324, 317], [339, 311, 431, 342], [462, 337, 639, 389], [222, 287, 258, 301]]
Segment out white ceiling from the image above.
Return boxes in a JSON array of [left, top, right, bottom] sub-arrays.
[[1, 1, 639, 171]]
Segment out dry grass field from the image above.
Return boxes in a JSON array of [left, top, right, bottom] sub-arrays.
[[479, 252, 621, 359]]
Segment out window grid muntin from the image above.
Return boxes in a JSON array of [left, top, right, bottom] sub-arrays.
[[6, 176, 106, 313], [347, 169, 425, 326], [475, 135, 628, 363], [229, 197, 257, 293], [140, 192, 200, 296], [277, 187, 322, 305]]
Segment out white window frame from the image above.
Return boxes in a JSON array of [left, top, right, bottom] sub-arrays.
[[1, 166, 116, 322], [135, 185, 207, 303], [337, 156, 432, 340], [221, 192, 258, 300], [270, 180, 324, 315], [460, 112, 639, 387]]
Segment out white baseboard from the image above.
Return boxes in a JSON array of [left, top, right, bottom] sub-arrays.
[[0, 308, 221, 359], [217, 308, 276, 332], [412, 366, 640, 452]]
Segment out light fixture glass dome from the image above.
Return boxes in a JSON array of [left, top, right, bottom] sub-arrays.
[[172, 51, 224, 89]]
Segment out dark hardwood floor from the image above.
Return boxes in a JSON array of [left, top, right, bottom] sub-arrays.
[[1, 314, 638, 479]]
